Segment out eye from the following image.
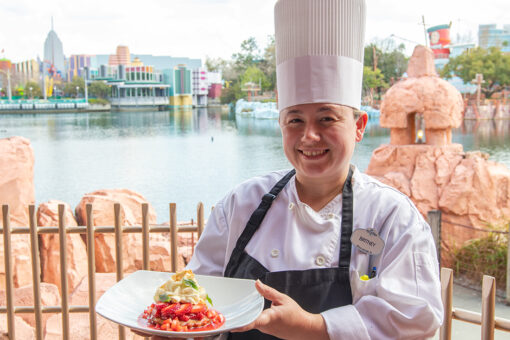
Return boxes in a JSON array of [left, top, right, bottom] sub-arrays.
[[288, 118, 303, 124], [320, 116, 336, 122]]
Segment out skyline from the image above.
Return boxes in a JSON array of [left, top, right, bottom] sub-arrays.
[[1, 0, 509, 64]]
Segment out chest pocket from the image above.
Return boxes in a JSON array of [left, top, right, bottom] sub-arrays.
[[351, 270, 378, 304]]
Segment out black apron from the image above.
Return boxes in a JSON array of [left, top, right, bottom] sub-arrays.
[[224, 167, 355, 340]]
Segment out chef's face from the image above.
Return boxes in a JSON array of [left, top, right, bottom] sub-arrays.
[[279, 103, 367, 183]]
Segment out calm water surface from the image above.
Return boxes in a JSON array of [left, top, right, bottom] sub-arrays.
[[1, 109, 510, 222]]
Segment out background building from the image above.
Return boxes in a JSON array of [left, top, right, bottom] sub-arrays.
[[108, 45, 131, 66], [192, 67, 208, 106], [43, 21, 65, 77], [427, 24, 451, 70], [67, 54, 92, 80], [478, 24, 510, 53], [91, 64, 170, 108], [163, 65, 193, 107], [207, 71, 222, 100]]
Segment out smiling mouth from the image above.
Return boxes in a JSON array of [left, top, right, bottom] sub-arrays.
[[299, 149, 328, 157]]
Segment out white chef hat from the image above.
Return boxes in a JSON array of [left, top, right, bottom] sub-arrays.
[[275, 0, 366, 111]]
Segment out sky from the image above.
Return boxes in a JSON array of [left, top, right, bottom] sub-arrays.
[[1, 0, 509, 63]]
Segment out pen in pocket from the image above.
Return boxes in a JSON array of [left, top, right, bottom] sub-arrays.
[[370, 266, 377, 278]]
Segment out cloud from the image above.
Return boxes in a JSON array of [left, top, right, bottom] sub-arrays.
[[0, 0, 508, 63]]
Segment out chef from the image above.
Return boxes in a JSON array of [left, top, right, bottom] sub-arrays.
[[140, 0, 443, 339]]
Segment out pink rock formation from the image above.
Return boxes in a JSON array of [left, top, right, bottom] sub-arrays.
[[0, 136, 35, 288], [367, 145, 510, 265], [44, 314, 141, 340], [380, 46, 464, 146], [0, 314, 36, 339], [70, 273, 117, 306], [367, 46, 510, 262], [406, 45, 437, 78], [74, 189, 184, 272], [0, 282, 60, 333], [367, 145, 510, 226], [366, 46, 510, 264], [37, 201, 88, 294]]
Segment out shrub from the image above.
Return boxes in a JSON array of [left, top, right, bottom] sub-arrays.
[[453, 233, 507, 289], [88, 98, 110, 105]]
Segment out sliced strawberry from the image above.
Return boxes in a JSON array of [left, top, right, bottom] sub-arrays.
[[190, 304, 206, 314], [178, 314, 190, 321], [161, 303, 180, 318], [174, 303, 192, 316], [153, 303, 167, 318], [206, 309, 217, 319]]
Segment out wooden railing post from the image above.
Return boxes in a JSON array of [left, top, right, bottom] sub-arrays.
[[481, 275, 496, 340], [141, 203, 149, 270], [440, 268, 453, 340], [197, 202, 204, 239], [170, 203, 178, 273], [58, 204, 70, 340], [2, 205, 15, 340], [28, 205, 43, 340], [113, 203, 125, 340], [506, 223, 510, 305], [427, 210, 442, 266], [86, 204, 97, 340]]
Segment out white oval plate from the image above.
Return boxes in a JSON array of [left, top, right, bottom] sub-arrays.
[[95, 270, 264, 338]]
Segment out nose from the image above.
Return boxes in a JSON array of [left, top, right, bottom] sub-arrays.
[[302, 121, 321, 142]]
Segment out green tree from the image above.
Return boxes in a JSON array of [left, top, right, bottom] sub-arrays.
[[441, 47, 510, 98], [363, 66, 388, 104], [88, 81, 110, 99], [24, 81, 42, 98], [364, 40, 408, 84], [220, 81, 245, 104], [63, 76, 85, 97], [232, 37, 260, 73], [205, 56, 228, 72], [258, 35, 276, 91], [241, 66, 270, 91]]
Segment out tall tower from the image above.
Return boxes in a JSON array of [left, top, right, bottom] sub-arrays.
[[43, 18, 65, 76]]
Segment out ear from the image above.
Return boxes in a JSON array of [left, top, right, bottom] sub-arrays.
[[355, 111, 368, 142]]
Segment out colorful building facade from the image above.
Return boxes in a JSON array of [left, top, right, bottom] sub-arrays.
[[427, 24, 451, 70], [67, 54, 92, 80], [163, 65, 193, 107], [92, 64, 170, 108], [478, 24, 510, 53], [192, 67, 208, 106], [108, 45, 131, 66]]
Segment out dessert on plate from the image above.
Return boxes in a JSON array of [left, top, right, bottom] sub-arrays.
[[140, 270, 225, 332]]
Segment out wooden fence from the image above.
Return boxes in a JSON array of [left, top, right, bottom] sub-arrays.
[[0, 204, 509, 339]]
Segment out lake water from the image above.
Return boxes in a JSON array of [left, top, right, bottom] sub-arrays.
[[2, 108, 510, 222]]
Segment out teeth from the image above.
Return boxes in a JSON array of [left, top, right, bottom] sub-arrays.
[[302, 150, 325, 156]]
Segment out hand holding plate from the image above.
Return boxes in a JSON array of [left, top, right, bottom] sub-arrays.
[[231, 280, 329, 340]]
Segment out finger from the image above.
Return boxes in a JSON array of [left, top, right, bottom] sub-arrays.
[[255, 280, 286, 304], [231, 321, 255, 333], [232, 306, 276, 333]]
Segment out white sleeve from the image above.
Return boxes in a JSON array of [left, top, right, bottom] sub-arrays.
[[186, 198, 229, 276], [322, 215, 443, 339]]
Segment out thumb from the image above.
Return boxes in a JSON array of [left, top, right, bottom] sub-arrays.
[[255, 280, 286, 304]]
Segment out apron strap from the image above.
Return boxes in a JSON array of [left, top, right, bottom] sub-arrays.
[[224, 169, 296, 276], [339, 165, 354, 269]]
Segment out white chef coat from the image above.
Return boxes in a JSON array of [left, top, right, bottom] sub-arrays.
[[187, 167, 443, 340]]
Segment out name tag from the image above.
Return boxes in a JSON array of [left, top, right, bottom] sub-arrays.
[[351, 228, 384, 255]]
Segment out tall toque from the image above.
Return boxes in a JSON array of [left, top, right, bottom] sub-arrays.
[[275, 0, 366, 111]]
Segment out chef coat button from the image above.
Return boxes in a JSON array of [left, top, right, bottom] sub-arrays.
[[271, 249, 279, 258], [288, 203, 294, 210], [315, 255, 326, 266], [328, 213, 335, 219]]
